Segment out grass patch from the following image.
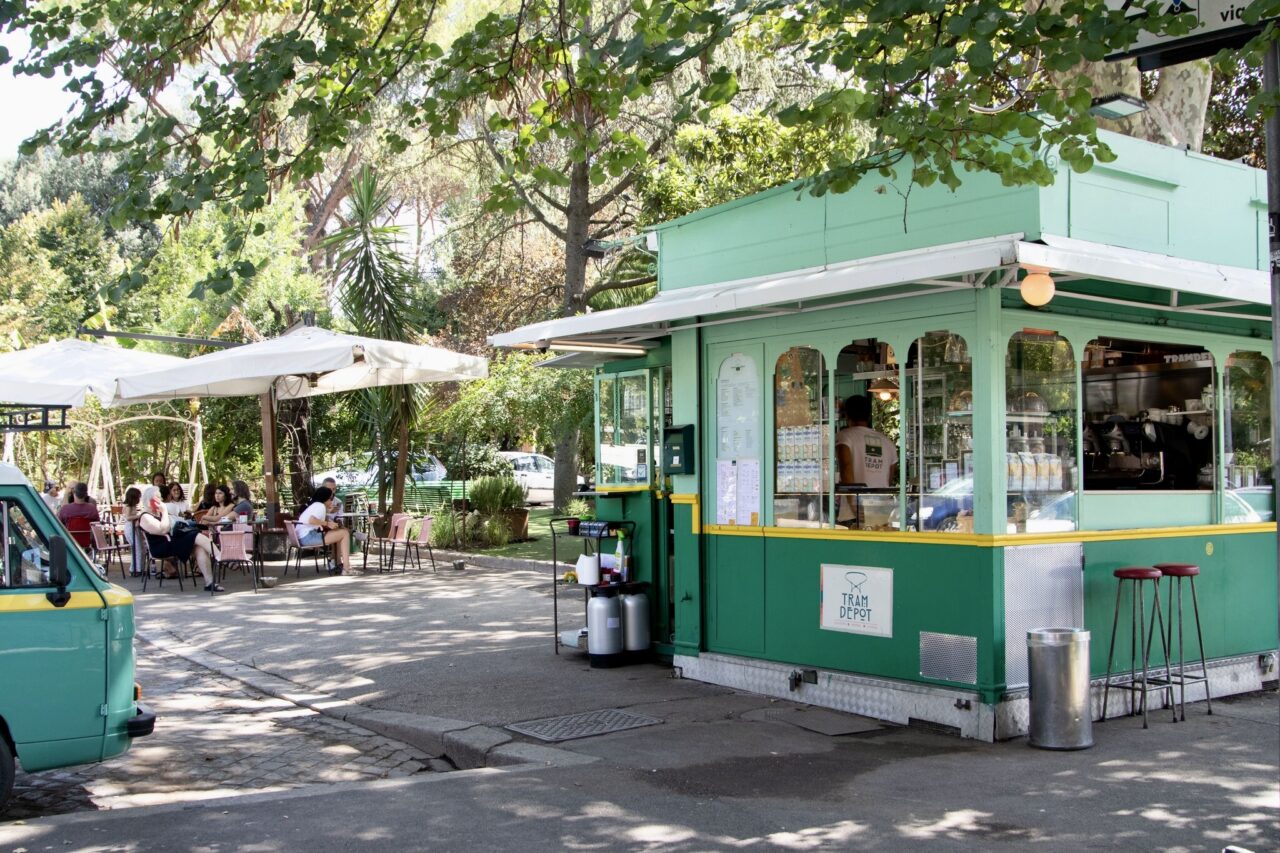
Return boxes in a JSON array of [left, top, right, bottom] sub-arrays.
[[461, 506, 576, 564]]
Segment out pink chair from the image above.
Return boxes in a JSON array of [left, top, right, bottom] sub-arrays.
[[364, 513, 411, 573], [285, 522, 329, 577], [215, 530, 255, 593], [402, 516, 437, 573]]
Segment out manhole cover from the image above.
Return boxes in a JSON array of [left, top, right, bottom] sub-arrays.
[[506, 709, 662, 743]]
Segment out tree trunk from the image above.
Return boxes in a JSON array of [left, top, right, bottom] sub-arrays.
[[552, 160, 592, 510], [392, 416, 409, 514], [280, 396, 313, 508], [1053, 58, 1214, 150]]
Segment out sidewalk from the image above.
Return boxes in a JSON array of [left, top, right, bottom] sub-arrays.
[[111, 561, 1279, 851]]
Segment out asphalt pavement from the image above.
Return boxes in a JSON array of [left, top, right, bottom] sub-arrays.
[[2, 561, 1275, 851]]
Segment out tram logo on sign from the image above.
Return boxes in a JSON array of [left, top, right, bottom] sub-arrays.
[[820, 564, 893, 638]]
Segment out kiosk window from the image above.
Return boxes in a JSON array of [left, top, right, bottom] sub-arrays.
[[904, 332, 972, 533], [1006, 331, 1077, 533], [832, 339, 899, 531], [596, 372, 652, 485], [1082, 338, 1214, 491], [773, 347, 829, 528], [1224, 351, 1272, 522], [2, 501, 52, 588]]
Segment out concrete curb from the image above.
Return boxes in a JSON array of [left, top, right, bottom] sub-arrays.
[[136, 628, 597, 772]]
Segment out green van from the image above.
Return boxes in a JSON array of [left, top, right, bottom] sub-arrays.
[[0, 463, 154, 812]]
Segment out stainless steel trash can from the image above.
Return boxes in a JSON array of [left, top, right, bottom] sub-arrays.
[[1027, 628, 1093, 750]]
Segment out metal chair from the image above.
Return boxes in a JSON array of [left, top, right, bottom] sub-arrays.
[[285, 521, 330, 577], [402, 516, 437, 573], [139, 529, 185, 592], [364, 513, 411, 573], [90, 521, 130, 581], [216, 530, 256, 592]]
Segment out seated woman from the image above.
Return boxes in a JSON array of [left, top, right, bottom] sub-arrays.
[[297, 486, 353, 575], [231, 480, 254, 520], [202, 484, 238, 526], [121, 486, 144, 576], [137, 486, 222, 591], [163, 482, 191, 520]]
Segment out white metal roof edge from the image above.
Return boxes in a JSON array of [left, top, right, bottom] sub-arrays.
[[1021, 234, 1269, 307], [489, 234, 1023, 348]]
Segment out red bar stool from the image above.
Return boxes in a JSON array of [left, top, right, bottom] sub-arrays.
[[1152, 562, 1212, 721], [1101, 566, 1174, 729]]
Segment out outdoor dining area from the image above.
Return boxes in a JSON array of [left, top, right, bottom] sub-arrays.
[[0, 325, 487, 595], [65, 475, 439, 596]]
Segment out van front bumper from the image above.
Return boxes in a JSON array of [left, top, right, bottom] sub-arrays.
[[127, 703, 156, 738]]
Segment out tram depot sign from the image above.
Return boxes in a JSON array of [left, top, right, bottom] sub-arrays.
[[820, 564, 894, 638], [1105, 1, 1271, 70]]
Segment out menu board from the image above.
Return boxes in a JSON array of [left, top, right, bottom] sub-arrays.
[[716, 353, 761, 525]]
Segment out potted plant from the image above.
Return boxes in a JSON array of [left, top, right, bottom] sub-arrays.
[[497, 476, 530, 540], [468, 475, 530, 541], [563, 498, 594, 536]]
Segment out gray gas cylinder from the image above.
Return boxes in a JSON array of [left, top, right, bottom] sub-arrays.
[[587, 593, 623, 661], [620, 592, 650, 652]]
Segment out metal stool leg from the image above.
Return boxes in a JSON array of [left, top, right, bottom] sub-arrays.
[[1137, 579, 1149, 728], [1102, 579, 1125, 721], [1144, 578, 1175, 722], [1189, 576, 1212, 715]]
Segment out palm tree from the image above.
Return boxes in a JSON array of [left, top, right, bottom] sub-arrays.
[[325, 166, 423, 514]]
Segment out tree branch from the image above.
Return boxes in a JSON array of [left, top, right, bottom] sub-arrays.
[[581, 273, 656, 302]]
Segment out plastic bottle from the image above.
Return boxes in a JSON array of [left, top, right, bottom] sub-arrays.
[[614, 530, 627, 582]]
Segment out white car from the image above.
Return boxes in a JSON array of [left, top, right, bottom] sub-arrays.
[[314, 454, 448, 491], [499, 452, 582, 504]]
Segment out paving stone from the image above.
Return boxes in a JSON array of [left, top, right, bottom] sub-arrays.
[[4, 640, 439, 821]]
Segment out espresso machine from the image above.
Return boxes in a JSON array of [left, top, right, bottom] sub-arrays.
[[1084, 417, 1208, 489]]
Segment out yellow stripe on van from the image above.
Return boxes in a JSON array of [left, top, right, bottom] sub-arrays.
[[0, 590, 118, 613]]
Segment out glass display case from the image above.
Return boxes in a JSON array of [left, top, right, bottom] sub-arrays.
[[773, 347, 829, 527], [1006, 331, 1077, 533], [1224, 351, 1273, 522], [596, 371, 651, 486], [905, 331, 973, 532]]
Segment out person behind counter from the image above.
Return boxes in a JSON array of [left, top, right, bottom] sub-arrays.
[[836, 395, 898, 527]]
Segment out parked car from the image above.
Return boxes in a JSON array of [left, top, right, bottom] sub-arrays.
[[904, 476, 1262, 531], [498, 452, 583, 504], [314, 453, 448, 491]]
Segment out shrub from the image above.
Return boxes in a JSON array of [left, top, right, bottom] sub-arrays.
[[430, 510, 459, 548], [481, 514, 511, 548], [468, 475, 525, 515], [564, 497, 594, 520]]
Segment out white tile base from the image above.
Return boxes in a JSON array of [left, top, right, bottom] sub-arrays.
[[675, 650, 1276, 742]]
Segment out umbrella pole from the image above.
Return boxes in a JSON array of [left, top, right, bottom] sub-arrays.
[[260, 389, 280, 525]]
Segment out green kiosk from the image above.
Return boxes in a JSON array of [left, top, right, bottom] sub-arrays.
[[493, 130, 1278, 740]]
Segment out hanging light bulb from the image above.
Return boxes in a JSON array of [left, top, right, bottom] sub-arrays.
[[868, 377, 899, 401], [1020, 267, 1055, 307]]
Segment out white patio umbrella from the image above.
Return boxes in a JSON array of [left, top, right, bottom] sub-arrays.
[[115, 325, 488, 402], [0, 339, 201, 502], [114, 325, 488, 518], [0, 338, 187, 408]]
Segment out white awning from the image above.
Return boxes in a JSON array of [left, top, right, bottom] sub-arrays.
[[0, 339, 187, 408], [490, 233, 1268, 350], [116, 326, 488, 403]]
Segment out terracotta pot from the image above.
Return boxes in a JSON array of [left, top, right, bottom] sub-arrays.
[[503, 507, 530, 540]]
